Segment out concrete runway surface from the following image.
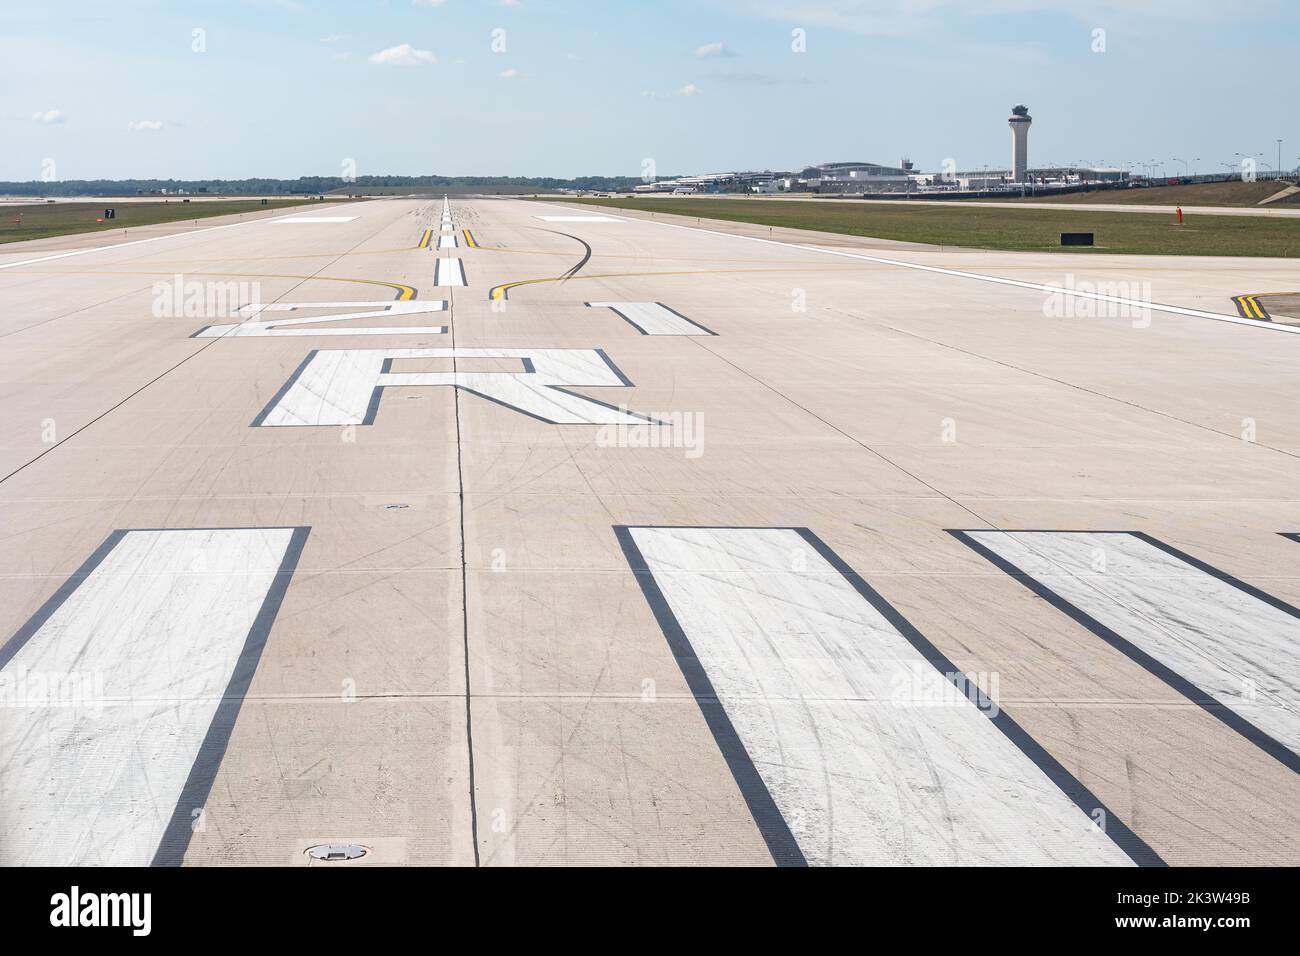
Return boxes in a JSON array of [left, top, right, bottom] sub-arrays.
[[1, 196, 1298, 866]]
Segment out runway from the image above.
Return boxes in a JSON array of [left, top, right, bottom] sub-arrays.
[[1, 196, 1298, 866]]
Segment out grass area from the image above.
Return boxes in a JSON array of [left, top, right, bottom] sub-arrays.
[[0, 197, 350, 245], [544, 196, 1300, 257], [1019, 179, 1300, 207]]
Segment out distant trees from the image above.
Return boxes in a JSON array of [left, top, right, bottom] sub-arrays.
[[0, 175, 644, 197]]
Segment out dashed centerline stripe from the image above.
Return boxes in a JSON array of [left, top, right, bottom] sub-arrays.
[[435, 257, 467, 287]]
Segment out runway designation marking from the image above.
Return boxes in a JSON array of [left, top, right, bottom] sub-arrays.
[[438, 234, 458, 250], [955, 530, 1300, 773], [194, 300, 447, 338], [435, 258, 466, 287], [586, 301, 716, 336], [0, 526, 308, 866], [269, 216, 358, 224], [253, 347, 662, 426], [617, 526, 1154, 866]]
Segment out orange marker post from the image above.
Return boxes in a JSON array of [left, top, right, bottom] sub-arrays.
[[1175, 205, 1184, 225]]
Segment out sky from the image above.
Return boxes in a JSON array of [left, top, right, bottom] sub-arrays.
[[2, 0, 1297, 181]]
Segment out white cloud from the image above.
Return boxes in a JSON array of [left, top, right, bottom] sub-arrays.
[[31, 110, 64, 124], [723, 0, 1261, 36], [694, 41, 734, 57], [498, 68, 519, 79], [643, 83, 703, 100], [368, 43, 437, 66], [127, 120, 164, 131]]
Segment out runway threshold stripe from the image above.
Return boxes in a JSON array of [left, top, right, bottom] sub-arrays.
[[955, 530, 1300, 773], [435, 257, 466, 287], [586, 301, 716, 336], [0, 526, 307, 866], [619, 526, 1151, 866]]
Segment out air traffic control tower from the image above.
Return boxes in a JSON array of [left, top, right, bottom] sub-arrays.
[[1008, 105, 1032, 182]]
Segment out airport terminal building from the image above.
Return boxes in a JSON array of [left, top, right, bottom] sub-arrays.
[[796, 160, 915, 192]]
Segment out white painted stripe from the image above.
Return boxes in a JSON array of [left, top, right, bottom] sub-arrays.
[[435, 257, 466, 287], [438, 234, 458, 249], [198, 300, 447, 338], [441, 224, 455, 233], [0, 210, 335, 272], [590, 207, 1300, 335], [233, 301, 446, 314], [0, 527, 298, 865], [534, 215, 624, 223], [965, 531, 1300, 759], [268, 216, 358, 224], [627, 527, 1132, 865], [586, 301, 712, 336], [257, 347, 653, 427]]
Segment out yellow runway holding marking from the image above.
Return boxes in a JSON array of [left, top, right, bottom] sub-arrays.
[[1233, 294, 1270, 320]]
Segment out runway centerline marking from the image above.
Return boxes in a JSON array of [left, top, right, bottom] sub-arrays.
[[435, 257, 467, 287]]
